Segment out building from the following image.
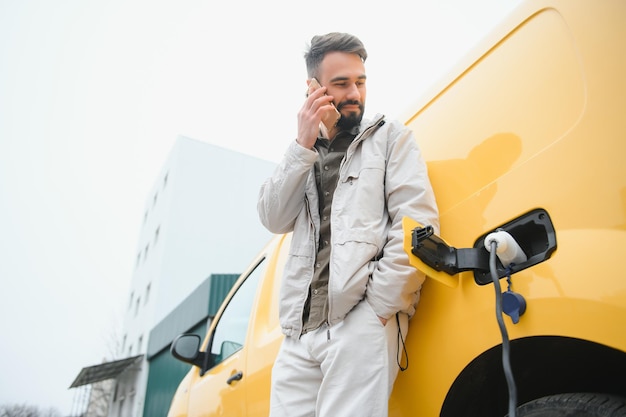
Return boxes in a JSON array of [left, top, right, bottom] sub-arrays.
[[70, 136, 277, 416]]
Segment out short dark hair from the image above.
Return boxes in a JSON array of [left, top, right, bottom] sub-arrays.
[[304, 32, 368, 79]]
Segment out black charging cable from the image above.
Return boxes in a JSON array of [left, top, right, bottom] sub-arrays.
[[489, 240, 518, 417]]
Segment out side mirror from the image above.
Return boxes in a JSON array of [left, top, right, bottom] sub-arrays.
[[170, 334, 206, 369]]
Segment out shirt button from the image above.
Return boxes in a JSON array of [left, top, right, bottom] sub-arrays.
[[324, 166, 329, 171], [316, 263, 321, 268], [323, 216, 328, 221], [325, 191, 330, 196], [324, 240, 329, 246], [313, 289, 318, 295]]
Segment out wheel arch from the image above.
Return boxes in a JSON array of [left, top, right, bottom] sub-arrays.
[[440, 336, 626, 417]]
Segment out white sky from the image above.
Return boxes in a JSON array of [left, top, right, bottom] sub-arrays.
[[0, 0, 521, 413]]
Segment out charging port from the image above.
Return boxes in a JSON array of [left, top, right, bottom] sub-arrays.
[[473, 208, 557, 285], [411, 208, 557, 285]]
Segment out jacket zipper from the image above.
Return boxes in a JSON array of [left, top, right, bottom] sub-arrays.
[[299, 193, 318, 338], [326, 115, 386, 336]]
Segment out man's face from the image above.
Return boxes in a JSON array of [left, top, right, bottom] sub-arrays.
[[317, 51, 367, 130]]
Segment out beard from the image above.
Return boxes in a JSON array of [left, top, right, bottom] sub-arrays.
[[335, 100, 364, 131]]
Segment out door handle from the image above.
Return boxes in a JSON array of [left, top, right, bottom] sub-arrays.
[[226, 371, 243, 385]]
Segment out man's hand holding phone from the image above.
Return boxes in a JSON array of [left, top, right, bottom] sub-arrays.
[[308, 78, 341, 136], [297, 78, 341, 149]]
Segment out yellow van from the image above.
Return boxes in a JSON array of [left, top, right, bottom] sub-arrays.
[[167, 0, 626, 415]]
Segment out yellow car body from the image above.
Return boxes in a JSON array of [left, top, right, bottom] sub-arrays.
[[168, 0, 626, 415]]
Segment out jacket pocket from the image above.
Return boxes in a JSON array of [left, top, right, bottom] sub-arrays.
[[335, 162, 387, 248]]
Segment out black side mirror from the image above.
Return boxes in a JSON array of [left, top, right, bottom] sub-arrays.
[[170, 334, 206, 369]]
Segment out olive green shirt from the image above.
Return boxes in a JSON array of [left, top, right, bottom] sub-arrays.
[[302, 129, 357, 333]]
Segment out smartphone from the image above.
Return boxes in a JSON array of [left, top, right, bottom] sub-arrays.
[[308, 78, 341, 137]]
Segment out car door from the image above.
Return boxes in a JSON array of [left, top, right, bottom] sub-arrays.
[[187, 258, 265, 416]]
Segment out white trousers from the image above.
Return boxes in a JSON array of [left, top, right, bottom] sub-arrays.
[[269, 299, 409, 417]]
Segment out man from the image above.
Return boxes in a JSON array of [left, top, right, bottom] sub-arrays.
[[257, 32, 439, 417]]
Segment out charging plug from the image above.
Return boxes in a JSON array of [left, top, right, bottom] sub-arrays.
[[484, 230, 527, 267]]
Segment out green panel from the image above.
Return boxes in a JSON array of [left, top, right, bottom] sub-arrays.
[[143, 320, 207, 417], [208, 274, 240, 316]]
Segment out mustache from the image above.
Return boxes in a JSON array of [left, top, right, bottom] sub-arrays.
[[336, 100, 363, 111]]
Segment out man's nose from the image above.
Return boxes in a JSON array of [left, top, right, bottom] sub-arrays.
[[346, 83, 361, 100]]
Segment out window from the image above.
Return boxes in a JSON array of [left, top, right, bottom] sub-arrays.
[[163, 172, 168, 189], [144, 283, 151, 304], [128, 293, 134, 310], [209, 259, 265, 366], [135, 297, 141, 316], [138, 335, 143, 352], [143, 244, 149, 263], [154, 226, 160, 246]]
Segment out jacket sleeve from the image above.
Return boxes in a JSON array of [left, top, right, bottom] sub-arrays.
[[257, 140, 318, 234], [366, 122, 440, 320]]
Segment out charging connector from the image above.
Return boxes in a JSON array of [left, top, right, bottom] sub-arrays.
[[484, 230, 527, 267]]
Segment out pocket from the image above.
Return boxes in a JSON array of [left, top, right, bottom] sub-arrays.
[[362, 298, 386, 329], [337, 165, 387, 234]]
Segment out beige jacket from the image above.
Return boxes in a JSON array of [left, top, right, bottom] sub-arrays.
[[258, 114, 439, 337]]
